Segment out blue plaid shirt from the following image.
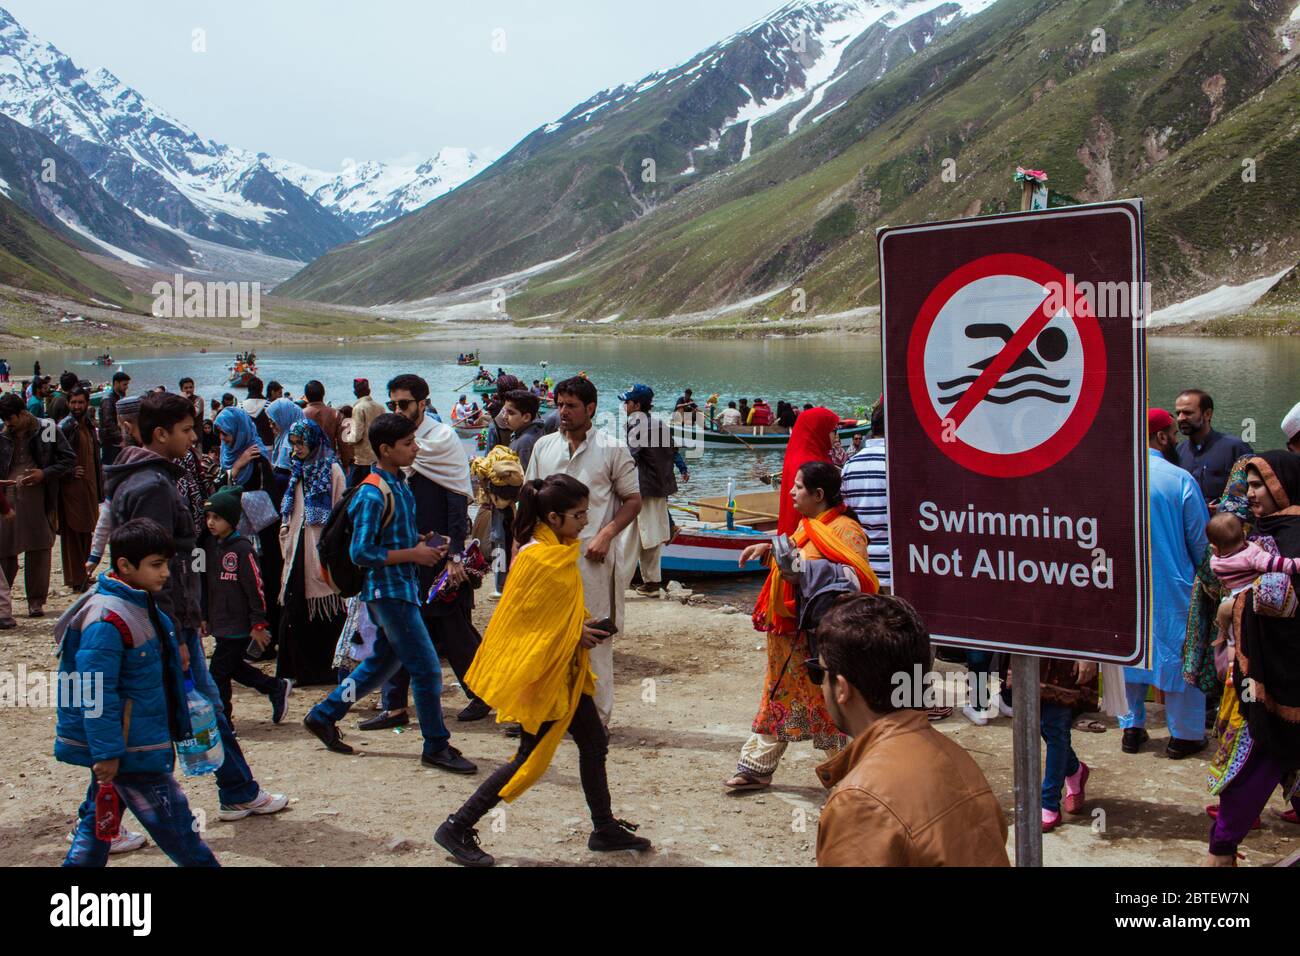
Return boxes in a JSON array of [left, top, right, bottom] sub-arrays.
[[349, 466, 420, 606]]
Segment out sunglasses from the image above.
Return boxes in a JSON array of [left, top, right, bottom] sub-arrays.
[[804, 657, 830, 687], [386, 398, 418, 411]]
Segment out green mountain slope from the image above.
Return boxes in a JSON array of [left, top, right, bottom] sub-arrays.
[[0, 191, 135, 306], [509, 0, 1298, 322]]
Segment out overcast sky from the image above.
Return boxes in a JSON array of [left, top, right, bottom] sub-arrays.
[[5, 0, 782, 170]]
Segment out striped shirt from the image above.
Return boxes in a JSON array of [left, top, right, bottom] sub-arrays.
[[841, 437, 890, 587], [349, 466, 420, 606]]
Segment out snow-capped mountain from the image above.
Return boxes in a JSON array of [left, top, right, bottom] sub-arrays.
[[533, 0, 992, 167], [281, 0, 994, 304], [0, 5, 495, 275], [0, 110, 193, 267], [266, 147, 500, 235]]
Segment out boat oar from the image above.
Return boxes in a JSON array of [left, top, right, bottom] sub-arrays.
[[725, 428, 764, 456], [680, 499, 779, 522]]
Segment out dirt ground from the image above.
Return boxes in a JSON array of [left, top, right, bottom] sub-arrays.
[[2, 543, 1296, 868]]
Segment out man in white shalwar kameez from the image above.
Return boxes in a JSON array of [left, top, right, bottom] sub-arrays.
[[525, 376, 641, 726]]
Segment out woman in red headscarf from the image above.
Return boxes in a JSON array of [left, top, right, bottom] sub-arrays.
[[725, 433, 878, 792], [776, 407, 840, 535]]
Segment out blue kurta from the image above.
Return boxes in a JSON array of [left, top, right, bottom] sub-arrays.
[[1125, 449, 1209, 690]]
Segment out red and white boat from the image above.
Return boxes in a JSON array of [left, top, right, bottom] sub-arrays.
[[662, 488, 777, 576]]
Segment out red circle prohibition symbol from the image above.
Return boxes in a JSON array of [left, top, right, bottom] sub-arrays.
[[906, 253, 1107, 478]]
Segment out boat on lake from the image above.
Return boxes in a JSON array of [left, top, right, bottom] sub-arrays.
[[669, 414, 870, 451], [227, 351, 257, 387], [662, 488, 777, 576]]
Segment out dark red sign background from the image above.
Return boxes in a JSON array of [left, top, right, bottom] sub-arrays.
[[879, 201, 1148, 663]]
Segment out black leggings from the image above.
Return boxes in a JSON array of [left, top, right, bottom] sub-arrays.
[[210, 637, 279, 718], [452, 694, 613, 829]]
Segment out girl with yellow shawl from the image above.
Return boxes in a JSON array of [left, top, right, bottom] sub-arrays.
[[726, 461, 877, 792], [434, 474, 653, 867]]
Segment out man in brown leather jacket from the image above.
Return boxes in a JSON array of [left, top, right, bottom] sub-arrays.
[[812, 593, 1010, 866]]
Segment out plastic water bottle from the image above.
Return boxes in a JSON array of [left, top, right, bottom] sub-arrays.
[[176, 675, 224, 776], [94, 781, 121, 842]]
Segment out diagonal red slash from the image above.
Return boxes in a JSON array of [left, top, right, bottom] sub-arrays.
[[945, 291, 1058, 429]]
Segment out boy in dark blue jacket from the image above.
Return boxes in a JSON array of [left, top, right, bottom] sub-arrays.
[[55, 518, 219, 867]]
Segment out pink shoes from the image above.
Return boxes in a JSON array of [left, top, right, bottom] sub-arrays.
[[1041, 808, 1062, 832], [1063, 762, 1089, 814]]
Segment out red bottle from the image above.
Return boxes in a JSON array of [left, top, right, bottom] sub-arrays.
[[95, 781, 122, 842]]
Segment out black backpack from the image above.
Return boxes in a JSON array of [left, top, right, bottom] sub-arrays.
[[317, 473, 393, 598]]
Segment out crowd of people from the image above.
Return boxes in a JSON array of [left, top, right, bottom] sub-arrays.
[[4, 356, 1300, 868]]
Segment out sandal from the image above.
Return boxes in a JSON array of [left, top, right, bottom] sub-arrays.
[[1073, 718, 1107, 733], [926, 706, 953, 721], [724, 769, 772, 792]]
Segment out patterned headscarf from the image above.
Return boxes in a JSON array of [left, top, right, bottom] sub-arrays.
[[267, 397, 305, 470], [214, 406, 269, 486], [281, 418, 337, 525]]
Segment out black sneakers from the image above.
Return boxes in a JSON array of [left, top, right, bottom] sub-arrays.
[[270, 679, 291, 725], [303, 714, 354, 754], [359, 710, 409, 731], [435, 816, 494, 867], [456, 699, 491, 722], [588, 819, 652, 853], [421, 745, 477, 774]]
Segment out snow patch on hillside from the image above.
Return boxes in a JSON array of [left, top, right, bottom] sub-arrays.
[[1148, 267, 1292, 327], [60, 217, 150, 268]]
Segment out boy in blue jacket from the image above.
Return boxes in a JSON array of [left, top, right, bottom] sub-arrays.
[[56, 518, 219, 867]]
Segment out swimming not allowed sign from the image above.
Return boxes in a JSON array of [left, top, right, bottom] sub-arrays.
[[879, 200, 1149, 663]]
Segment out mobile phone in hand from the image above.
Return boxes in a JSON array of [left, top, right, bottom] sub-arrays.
[[425, 533, 449, 549], [589, 617, 618, 639]]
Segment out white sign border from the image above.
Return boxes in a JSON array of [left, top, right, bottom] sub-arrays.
[[877, 199, 1149, 665]]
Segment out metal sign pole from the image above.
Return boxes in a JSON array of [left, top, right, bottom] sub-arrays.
[[1011, 654, 1042, 866]]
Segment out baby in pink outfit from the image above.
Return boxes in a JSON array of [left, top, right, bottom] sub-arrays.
[[1208, 513, 1300, 590], [1207, 513, 1300, 660]]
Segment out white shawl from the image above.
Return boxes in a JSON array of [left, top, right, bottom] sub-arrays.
[[406, 413, 473, 498]]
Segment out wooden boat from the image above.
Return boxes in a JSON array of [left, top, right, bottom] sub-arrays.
[[457, 353, 480, 366], [471, 380, 496, 395], [452, 417, 491, 438], [670, 416, 870, 451], [662, 489, 778, 576], [92, 354, 114, 366], [227, 352, 258, 387]]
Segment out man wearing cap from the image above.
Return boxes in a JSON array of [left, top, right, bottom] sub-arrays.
[[1120, 409, 1210, 758], [98, 370, 130, 466], [1283, 401, 1300, 455], [621, 384, 679, 597], [344, 378, 384, 487], [1174, 388, 1253, 505]]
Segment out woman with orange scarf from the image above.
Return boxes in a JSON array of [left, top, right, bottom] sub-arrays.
[[726, 459, 877, 791]]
